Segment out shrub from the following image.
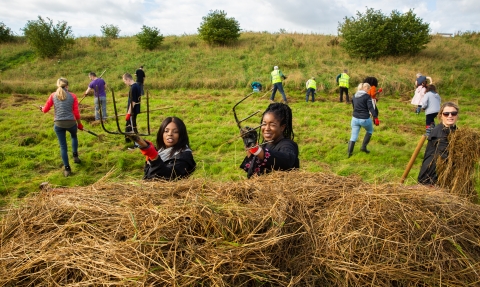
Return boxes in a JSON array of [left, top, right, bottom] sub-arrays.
[[197, 10, 241, 45], [22, 16, 74, 58], [338, 8, 430, 58], [0, 22, 15, 43], [136, 25, 164, 51], [100, 24, 120, 39]]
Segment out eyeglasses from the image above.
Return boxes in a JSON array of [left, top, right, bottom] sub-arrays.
[[442, 111, 458, 116]]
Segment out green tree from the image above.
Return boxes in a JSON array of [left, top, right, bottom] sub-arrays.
[[0, 22, 15, 43], [101, 24, 121, 39], [22, 16, 74, 58], [136, 25, 164, 51], [338, 8, 430, 58], [198, 10, 241, 45]]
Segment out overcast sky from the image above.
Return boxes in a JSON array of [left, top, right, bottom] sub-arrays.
[[1, 0, 478, 37]]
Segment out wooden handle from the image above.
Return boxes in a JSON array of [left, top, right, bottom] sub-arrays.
[[400, 135, 426, 184]]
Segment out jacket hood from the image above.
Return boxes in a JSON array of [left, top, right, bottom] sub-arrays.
[[354, 90, 368, 98]]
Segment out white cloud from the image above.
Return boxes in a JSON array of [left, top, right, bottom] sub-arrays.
[[1, 0, 478, 37]]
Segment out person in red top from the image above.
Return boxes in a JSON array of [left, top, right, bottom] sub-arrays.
[[39, 78, 84, 177]]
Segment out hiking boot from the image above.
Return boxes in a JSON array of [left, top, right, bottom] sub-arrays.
[[73, 152, 81, 163], [64, 166, 71, 177], [269, 100, 275, 104]]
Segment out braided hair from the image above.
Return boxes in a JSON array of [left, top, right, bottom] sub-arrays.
[[260, 103, 294, 141]]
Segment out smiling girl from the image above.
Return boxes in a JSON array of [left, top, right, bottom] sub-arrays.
[[240, 103, 299, 178], [128, 117, 196, 180]]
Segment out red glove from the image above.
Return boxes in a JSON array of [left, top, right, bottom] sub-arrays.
[[125, 113, 131, 121], [374, 118, 380, 126], [77, 123, 84, 130], [377, 88, 383, 93], [140, 140, 158, 160]]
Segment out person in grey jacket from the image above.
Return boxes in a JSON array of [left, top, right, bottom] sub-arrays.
[[421, 85, 441, 133], [348, 83, 379, 158]]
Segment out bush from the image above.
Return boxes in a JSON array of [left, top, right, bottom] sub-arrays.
[[136, 25, 164, 51], [198, 10, 241, 45], [100, 24, 120, 39], [22, 16, 74, 58], [338, 8, 431, 58], [0, 22, 15, 43]]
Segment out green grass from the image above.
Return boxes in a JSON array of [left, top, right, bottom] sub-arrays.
[[1, 32, 480, 205]]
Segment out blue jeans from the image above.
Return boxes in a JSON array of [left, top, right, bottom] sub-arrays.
[[270, 82, 287, 102], [350, 117, 374, 142], [94, 97, 107, 120], [54, 124, 78, 167], [305, 88, 315, 102]]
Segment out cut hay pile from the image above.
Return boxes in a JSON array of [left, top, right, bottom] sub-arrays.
[[437, 127, 480, 202], [1, 172, 480, 286]]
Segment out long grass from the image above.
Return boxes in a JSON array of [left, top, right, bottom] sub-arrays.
[[0, 32, 479, 206]]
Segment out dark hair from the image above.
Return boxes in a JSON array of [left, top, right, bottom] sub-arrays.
[[363, 76, 378, 87], [89, 72, 96, 77], [427, 84, 437, 92], [156, 117, 190, 157], [261, 103, 294, 141]]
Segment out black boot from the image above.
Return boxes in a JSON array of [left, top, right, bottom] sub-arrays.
[[348, 141, 355, 158], [360, 133, 372, 153], [73, 152, 81, 164]]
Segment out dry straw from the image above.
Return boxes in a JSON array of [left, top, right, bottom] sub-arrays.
[[437, 127, 480, 202], [1, 171, 480, 286]]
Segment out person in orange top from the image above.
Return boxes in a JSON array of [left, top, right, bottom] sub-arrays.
[[363, 77, 382, 114]]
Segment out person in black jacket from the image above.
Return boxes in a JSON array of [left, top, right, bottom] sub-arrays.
[[240, 103, 299, 178], [348, 83, 380, 158], [128, 117, 196, 180], [418, 102, 459, 185]]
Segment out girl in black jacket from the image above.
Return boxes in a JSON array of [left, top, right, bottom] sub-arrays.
[[128, 117, 196, 180], [240, 103, 299, 178], [418, 102, 459, 185]]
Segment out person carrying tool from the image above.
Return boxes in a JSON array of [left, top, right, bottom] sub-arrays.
[[240, 103, 299, 178], [305, 77, 317, 102], [418, 102, 459, 185], [269, 66, 288, 104], [84, 72, 107, 121], [336, 69, 350, 103], [39, 78, 84, 177], [135, 65, 146, 95], [348, 83, 379, 158], [126, 117, 196, 180], [122, 73, 142, 149]]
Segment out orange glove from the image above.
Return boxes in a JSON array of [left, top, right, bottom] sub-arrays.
[[377, 88, 383, 93], [374, 118, 380, 126], [126, 113, 131, 121], [140, 140, 158, 160], [77, 123, 84, 130]]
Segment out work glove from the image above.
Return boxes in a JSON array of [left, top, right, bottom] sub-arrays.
[[241, 126, 258, 148], [374, 118, 380, 126], [377, 88, 383, 93], [125, 113, 131, 121], [77, 123, 84, 130], [140, 140, 159, 161]]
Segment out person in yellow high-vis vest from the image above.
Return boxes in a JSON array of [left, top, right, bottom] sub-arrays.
[[305, 77, 316, 102], [336, 69, 350, 103], [270, 66, 288, 104]]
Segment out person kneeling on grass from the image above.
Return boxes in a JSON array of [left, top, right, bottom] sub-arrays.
[[240, 102, 299, 178], [127, 117, 196, 180]]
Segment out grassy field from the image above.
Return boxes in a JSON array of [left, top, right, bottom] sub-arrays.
[[0, 32, 480, 206]]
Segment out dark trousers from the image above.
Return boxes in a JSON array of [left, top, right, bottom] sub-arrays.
[[339, 87, 349, 102], [426, 113, 438, 126], [305, 88, 315, 102], [125, 114, 138, 143], [270, 82, 287, 102]]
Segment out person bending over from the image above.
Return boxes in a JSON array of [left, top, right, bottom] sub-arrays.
[[240, 102, 299, 178], [128, 117, 196, 180]]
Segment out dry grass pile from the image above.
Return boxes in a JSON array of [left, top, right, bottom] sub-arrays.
[[1, 172, 480, 286], [437, 127, 480, 202]]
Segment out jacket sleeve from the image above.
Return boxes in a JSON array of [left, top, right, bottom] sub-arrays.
[[143, 151, 196, 180], [42, 94, 55, 113], [71, 93, 81, 120], [367, 98, 377, 118], [263, 140, 299, 170]]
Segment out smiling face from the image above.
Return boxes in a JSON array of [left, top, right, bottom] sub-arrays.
[[261, 112, 285, 142], [441, 106, 459, 127], [163, 122, 179, 148]]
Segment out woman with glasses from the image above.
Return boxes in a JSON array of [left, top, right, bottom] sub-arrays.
[[418, 102, 459, 185]]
